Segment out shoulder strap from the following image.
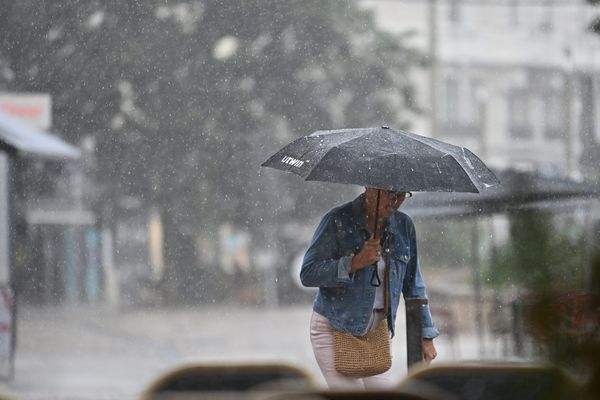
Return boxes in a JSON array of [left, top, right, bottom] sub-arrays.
[[384, 234, 391, 317]]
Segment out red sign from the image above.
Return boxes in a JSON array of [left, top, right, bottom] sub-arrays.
[[0, 102, 45, 118], [0, 93, 52, 129]]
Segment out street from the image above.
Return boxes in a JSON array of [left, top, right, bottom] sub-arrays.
[[0, 303, 496, 400]]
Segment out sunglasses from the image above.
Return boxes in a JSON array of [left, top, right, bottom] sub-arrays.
[[386, 191, 413, 201]]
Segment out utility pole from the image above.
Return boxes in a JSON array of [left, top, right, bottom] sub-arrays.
[[563, 46, 576, 178], [471, 220, 485, 358], [429, 0, 439, 138], [476, 87, 490, 160], [406, 298, 426, 369]]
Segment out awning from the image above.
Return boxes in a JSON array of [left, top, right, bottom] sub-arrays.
[[0, 111, 80, 160], [404, 169, 600, 219]]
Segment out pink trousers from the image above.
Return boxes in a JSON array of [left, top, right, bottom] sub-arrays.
[[309, 311, 394, 389]]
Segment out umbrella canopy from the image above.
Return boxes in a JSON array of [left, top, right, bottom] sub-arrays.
[[261, 126, 500, 193]]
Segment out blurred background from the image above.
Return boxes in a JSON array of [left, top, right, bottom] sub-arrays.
[[0, 0, 598, 398]]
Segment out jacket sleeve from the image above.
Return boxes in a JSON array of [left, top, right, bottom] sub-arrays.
[[300, 213, 355, 288], [402, 220, 440, 339]]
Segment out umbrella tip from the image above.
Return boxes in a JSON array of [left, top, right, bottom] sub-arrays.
[[381, 126, 390, 129]]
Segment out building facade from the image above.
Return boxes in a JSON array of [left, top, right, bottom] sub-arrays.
[[362, 0, 600, 178]]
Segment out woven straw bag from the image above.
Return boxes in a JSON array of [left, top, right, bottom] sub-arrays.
[[333, 319, 392, 377]]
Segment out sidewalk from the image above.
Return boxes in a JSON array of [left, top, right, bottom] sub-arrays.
[[0, 303, 512, 400]]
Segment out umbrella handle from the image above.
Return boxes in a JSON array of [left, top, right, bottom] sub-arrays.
[[373, 189, 381, 239], [370, 189, 382, 287]]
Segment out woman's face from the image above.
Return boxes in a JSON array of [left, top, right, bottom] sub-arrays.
[[365, 188, 410, 219]]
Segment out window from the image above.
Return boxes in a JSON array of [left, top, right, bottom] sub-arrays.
[[440, 76, 479, 137], [578, 75, 597, 143], [467, 79, 482, 128], [442, 77, 460, 124], [540, 0, 554, 32], [508, 89, 532, 139], [509, 0, 520, 28], [448, 0, 463, 24], [594, 75, 600, 142], [543, 92, 565, 140]]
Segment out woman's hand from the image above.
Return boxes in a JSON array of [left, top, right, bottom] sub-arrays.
[[350, 236, 381, 272], [422, 339, 437, 363]]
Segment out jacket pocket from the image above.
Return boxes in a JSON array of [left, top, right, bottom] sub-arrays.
[[391, 256, 408, 297]]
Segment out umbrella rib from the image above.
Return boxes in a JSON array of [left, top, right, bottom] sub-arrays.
[[304, 145, 361, 183], [402, 133, 458, 155], [402, 131, 498, 188]]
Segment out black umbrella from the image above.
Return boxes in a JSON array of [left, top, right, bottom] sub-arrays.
[[261, 126, 500, 193], [262, 126, 501, 355]]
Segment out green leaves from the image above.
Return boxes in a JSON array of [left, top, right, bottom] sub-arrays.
[[1, 0, 423, 273], [487, 211, 585, 292]]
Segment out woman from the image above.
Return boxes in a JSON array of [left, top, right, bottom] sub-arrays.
[[300, 187, 438, 389]]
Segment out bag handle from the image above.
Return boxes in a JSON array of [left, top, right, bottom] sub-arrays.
[[384, 233, 391, 317]]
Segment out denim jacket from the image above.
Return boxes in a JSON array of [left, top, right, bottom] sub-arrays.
[[300, 194, 439, 339]]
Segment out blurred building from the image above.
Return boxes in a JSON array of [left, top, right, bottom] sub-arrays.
[[20, 157, 100, 305], [360, 1, 600, 358], [361, 0, 599, 178], [0, 94, 100, 305]]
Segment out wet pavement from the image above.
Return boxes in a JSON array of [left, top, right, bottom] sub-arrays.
[[0, 303, 505, 400]]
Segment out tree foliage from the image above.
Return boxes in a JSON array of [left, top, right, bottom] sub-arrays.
[[486, 210, 585, 292], [0, 0, 422, 298]]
